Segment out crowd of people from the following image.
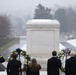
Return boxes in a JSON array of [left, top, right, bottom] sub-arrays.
[[0, 50, 76, 75]]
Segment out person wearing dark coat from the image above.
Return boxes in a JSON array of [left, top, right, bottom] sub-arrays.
[[0, 55, 5, 63], [26, 58, 41, 75], [7, 54, 22, 75], [65, 51, 76, 75], [47, 51, 61, 75], [0, 55, 5, 71]]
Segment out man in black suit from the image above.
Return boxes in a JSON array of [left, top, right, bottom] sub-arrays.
[[7, 54, 22, 75], [65, 51, 76, 75], [47, 51, 61, 75]]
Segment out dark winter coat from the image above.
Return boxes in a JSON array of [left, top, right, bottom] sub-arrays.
[[65, 57, 76, 75], [7, 59, 22, 75], [47, 57, 61, 75]]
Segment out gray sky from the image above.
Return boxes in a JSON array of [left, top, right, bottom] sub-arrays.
[[0, 0, 76, 17]]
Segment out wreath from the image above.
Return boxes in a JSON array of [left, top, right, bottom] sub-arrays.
[[7, 48, 31, 71], [57, 48, 71, 73]]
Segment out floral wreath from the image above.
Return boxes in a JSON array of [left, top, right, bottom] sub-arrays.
[[57, 48, 71, 73], [7, 48, 31, 71]]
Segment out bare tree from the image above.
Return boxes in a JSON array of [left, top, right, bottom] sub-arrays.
[[0, 14, 12, 38]]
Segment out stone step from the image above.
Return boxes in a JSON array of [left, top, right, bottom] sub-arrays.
[[30, 54, 51, 58], [37, 59, 47, 71]]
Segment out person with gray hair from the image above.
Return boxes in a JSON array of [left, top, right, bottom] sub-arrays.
[[65, 51, 76, 75]]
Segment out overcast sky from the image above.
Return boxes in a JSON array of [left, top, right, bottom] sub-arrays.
[[0, 0, 76, 17]]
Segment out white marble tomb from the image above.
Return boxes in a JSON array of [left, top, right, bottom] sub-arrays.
[[26, 19, 60, 70]]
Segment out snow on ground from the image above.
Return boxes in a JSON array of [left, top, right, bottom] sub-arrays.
[[0, 70, 6, 75], [2, 62, 7, 68], [67, 39, 76, 47], [59, 43, 66, 51], [20, 44, 27, 51], [59, 39, 76, 51]]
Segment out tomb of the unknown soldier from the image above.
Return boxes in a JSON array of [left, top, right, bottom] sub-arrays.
[[26, 19, 60, 70]]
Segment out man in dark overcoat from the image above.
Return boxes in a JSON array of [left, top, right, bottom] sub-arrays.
[[65, 51, 76, 75], [47, 51, 61, 75], [7, 54, 22, 75]]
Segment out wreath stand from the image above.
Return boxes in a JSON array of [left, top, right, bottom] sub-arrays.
[[58, 48, 71, 73], [7, 48, 31, 73]]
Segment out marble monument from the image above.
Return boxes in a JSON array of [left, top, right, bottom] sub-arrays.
[[26, 19, 60, 70]]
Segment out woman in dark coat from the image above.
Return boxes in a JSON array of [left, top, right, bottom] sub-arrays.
[[26, 58, 41, 75]]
